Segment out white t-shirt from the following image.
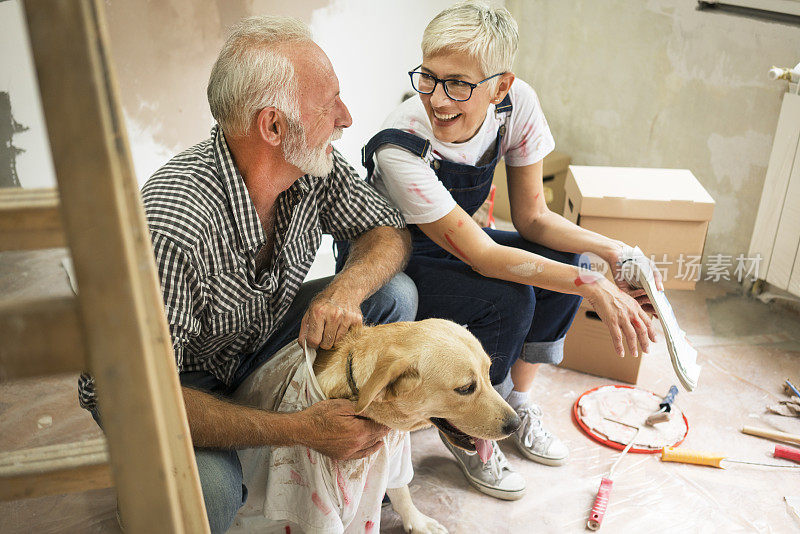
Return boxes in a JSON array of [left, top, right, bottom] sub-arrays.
[[232, 344, 413, 534], [371, 79, 555, 224]]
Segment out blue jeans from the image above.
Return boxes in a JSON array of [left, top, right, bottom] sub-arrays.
[[405, 229, 583, 398], [95, 273, 417, 534]]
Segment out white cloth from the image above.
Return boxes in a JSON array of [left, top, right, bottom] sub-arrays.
[[371, 78, 555, 224], [232, 343, 413, 534]]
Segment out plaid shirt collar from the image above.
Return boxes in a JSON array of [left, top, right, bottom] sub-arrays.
[[212, 125, 313, 253]]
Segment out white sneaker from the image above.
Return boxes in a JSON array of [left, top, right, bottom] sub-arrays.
[[512, 403, 569, 466], [439, 431, 526, 501]]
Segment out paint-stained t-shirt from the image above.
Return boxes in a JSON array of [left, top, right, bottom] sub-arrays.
[[233, 343, 413, 534], [77, 125, 405, 410], [371, 79, 555, 224]]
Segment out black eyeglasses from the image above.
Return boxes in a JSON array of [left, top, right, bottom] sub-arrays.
[[408, 68, 505, 102]]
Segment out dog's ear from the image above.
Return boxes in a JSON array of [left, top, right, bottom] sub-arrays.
[[355, 355, 420, 414]]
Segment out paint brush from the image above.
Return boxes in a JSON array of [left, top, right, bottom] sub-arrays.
[[645, 385, 678, 425]]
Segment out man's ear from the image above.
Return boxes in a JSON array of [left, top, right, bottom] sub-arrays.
[[491, 72, 515, 104], [355, 354, 420, 414], [255, 106, 285, 146]]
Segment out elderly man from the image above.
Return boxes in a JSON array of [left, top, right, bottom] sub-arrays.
[[78, 16, 416, 533]]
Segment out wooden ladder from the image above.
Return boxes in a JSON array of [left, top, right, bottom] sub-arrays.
[[0, 1, 209, 532]]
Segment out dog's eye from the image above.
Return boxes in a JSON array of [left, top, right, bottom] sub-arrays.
[[454, 382, 476, 395]]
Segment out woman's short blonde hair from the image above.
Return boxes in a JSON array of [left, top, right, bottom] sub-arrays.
[[422, 1, 518, 88]]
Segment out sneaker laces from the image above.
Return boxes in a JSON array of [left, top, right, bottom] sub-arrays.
[[517, 404, 553, 449], [484, 441, 510, 480]]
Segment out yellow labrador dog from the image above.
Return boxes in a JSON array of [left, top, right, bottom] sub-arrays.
[[231, 318, 520, 534]]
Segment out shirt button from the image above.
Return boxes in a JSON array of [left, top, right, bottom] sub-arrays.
[[432, 160, 441, 170]]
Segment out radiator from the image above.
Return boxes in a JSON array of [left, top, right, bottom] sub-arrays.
[[749, 88, 800, 297]]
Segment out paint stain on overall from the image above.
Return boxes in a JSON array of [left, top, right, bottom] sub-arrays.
[[289, 469, 307, 487], [306, 447, 317, 465], [311, 492, 331, 515], [336, 466, 351, 506], [365, 520, 375, 533]]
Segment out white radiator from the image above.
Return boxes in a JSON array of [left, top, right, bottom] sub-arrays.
[[749, 88, 800, 297]]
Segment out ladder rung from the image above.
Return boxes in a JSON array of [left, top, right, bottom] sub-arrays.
[[0, 188, 65, 251], [0, 438, 111, 501], [0, 295, 87, 380]]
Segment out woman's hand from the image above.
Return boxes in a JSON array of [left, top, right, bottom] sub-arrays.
[[603, 240, 663, 315], [578, 275, 656, 357]]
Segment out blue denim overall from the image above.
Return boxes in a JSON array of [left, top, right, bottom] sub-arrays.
[[337, 94, 582, 396]]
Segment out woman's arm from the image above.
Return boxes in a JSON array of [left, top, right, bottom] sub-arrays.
[[505, 161, 664, 297], [416, 205, 655, 357]]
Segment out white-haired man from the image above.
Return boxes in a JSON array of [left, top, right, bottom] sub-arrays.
[[78, 16, 416, 532]]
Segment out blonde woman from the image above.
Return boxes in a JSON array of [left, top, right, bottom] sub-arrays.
[[336, 1, 659, 500]]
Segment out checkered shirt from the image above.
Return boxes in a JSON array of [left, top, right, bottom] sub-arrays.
[[78, 125, 405, 410]]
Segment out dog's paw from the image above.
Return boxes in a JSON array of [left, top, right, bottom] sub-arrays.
[[402, 510, 448, 534]]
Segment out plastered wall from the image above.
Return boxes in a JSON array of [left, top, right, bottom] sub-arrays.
[[507, 0, 800, 260]]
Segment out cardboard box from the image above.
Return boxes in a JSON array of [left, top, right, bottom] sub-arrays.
[[492, 151, 571, 220], [561, 300, 643, 383], [563, 166, 715, 290]]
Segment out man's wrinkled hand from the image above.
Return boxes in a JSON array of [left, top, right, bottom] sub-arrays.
[[298, 293, 363, 350], [298, 399, 390, 460]]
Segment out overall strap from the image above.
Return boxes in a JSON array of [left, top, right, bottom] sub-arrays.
[[495, 92, 513, 114], [362, 128, 431, 179]]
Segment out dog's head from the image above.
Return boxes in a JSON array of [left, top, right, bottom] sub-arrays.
[[351, 318, 520, 459]]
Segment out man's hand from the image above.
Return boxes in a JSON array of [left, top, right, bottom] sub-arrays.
[[580, 276, 657, 357], [297, 399, 390, 460], [298, 291, 363, 350]]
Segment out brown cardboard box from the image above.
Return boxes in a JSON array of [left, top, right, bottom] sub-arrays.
[[562, 300, 644, 383], [563, 166, 715, 290], [492, 151, 571, 220]]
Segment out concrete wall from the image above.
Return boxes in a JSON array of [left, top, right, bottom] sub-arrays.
[[507, 0, 800, 260]]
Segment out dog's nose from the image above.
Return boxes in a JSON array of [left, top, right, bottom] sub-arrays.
[[502, 413, 521, 435]]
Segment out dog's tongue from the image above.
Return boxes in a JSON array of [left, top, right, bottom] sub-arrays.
[[476, 439, 492, 463]]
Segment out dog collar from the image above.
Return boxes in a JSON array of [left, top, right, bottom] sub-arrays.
[[346, 351, 359, 398]]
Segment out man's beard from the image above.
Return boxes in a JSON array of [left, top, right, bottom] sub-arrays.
[[283, 121, 343, 177]]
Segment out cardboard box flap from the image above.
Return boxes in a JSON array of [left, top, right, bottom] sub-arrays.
[[567, 166, 715, 221]]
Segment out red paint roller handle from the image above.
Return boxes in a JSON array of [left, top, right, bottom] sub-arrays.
[[774, 444, 800, 464], [587, 477, 613, 530]]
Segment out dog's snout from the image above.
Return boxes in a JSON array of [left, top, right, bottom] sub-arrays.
[[502, 413, 521, 435]]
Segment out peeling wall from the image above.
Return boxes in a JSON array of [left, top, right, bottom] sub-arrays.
[[103, 0, 454, 182], [507, 0, 800, 259], [3, 0, 454, 187]]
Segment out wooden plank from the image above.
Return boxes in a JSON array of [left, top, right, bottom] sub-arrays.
[[748, 92, 800, 276], [23, 1, 208, 532], [0, 188, 65, 251], [0, 295, 86, 380], [0, 438, 112, 501]]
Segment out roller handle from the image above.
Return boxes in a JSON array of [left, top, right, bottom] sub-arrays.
[[774, 444, 800, 464], [659, 385, 679, 412], [660, 447, 725, 468], [587, 477, 613, 530]]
